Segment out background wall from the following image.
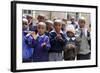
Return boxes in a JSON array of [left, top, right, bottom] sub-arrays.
[[23, 10, 91, 25], [0, 0, 99, 73]]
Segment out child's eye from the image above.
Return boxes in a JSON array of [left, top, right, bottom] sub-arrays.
[[42, 27, 45, 29], [37, 27, 40, 29], [38, 27, 44, 29]]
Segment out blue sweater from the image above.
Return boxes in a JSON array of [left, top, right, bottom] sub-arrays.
[[49, 30, 66, 52], [27, 34, 51, 62], [22, 32, 33, 61]]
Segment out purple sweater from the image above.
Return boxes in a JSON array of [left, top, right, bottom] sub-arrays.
[[28, 34, 51, 62]]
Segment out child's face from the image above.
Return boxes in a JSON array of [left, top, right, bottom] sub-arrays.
[[37, 25, 46, 35], [63, 19, 67, 24], [71, 18, 75, 23], [37, 16, 45, 22], [78, 20, 85, 28], [22, 22, 28, 30], [67, 31, 74, 37], [46, 23, 53, 31], [27, 16, 33, 23], [54, 22, 62, 33]]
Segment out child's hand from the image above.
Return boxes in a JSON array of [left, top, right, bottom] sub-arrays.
[[56, 34, 62, 40], [41, 42, 46, 48], [68, 44, 75, 49], [28, 19, 33, 25], [70, 44, 75, 48]]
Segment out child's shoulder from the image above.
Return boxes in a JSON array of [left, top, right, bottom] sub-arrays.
[[43, 34, 49, 39], [49, 30, 56, 36], [61, 31, 66, 35], [49, 30, 56, 34]]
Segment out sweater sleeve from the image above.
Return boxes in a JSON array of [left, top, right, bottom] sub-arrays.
[[25, 35, 36, 48], [49, 32, 57, 45], [58, 33, 67, 46], [45, 37, 51, 50], [41, 36, 51, 51]]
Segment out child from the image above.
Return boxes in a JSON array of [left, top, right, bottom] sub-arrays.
[[70, 16, 79, 30], [49, 19, 66, 61], [34, 14, 46, 34], [77, 17, 91, 60], [26, 15, 33, 30], [37, 14, 45, 22], [45, 20, 53, 36], [62, 18, 67, 31], [30, 22, 51, 62], [22, 18, 29, 31], [64, 25, 78, 60], [22, 18, 33, 62]]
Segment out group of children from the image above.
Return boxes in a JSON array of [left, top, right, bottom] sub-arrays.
[[22, 14, 91, 62]]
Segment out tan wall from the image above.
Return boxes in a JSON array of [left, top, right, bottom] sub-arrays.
[[23, 10, 91, 28]]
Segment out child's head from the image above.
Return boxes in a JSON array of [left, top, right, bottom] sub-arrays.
[[26, 15, 33, 23], [37, 14, 45, 22], [78, 17, 86, 28], [54, 19, 62, 33], [62, 18, 67, 24], [37, 22, 46, 35], [66, 25, 75, 37], [70, 16, 75, 23], [22, 18, 28, 31], [67, 31, 74, 37], [46, 20, 53, 31]]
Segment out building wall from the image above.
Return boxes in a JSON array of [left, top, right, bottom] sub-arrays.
[[23, 10, 91, 28]]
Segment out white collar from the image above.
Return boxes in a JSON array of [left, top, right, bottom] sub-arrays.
[[66, 37, 76, 41], [72, 37, 76, 40]]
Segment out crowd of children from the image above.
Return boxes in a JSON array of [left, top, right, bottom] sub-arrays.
[[22, 14, 91, 62]]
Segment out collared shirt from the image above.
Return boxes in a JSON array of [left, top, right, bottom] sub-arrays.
[[49, 29, 66, 52], [76, 28, 91, 54], [66, 36, 76, 46]]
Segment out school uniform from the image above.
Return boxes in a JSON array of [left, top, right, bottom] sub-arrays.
[[76, 28, 91, 60], [64, 36, 77, 60], [45, 29, 53, 37], [22, 32, 33, 62], [49, 30, 66, 61], [45, 32, 50, 37], [32, 33, 51, 62]]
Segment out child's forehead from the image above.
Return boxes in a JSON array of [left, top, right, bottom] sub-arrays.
[[67, 31, 74, 34], [46, 22, 53, 25], [54, 22, 62, 25], [79, 20, 85, 23], [37, 24, 46, 28], [37, 22, 46, 26]]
